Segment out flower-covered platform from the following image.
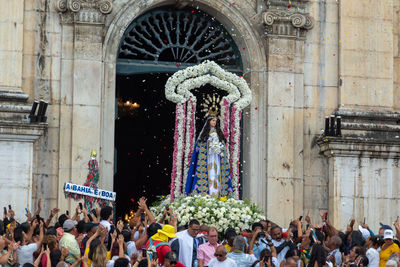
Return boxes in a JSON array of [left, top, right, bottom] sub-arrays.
[[151, 194, 265, 233]]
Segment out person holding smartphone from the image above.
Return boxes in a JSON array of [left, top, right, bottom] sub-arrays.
[[251, 248, 278, 267], [270, 226, 296, 266], [249, 223, 269, 260], [15, 219, 44, 265]]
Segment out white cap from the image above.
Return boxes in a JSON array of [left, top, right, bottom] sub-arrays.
[[384, 229, 394, 240], [358, 225, 370, 240]]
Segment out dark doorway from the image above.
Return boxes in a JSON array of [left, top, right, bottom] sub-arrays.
[[114, 73, 175, 217]]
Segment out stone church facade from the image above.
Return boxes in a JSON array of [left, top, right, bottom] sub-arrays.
[[1, 0, 399, 230]]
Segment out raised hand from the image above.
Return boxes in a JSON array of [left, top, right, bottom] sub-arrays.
[[111, 230, 117, 243], [50, 208, 60, 217], [117, 220, 124, 232], [150, 259, 158, 267], [32, 218, 39, 229], [9, 242, 19, 251], [76, 234, 84, 245], [38, 198, 42, 209], [130, 253, 138, 265], [82, 207, 88, 216], [305, 216, 311, 225], [170, 213, 178, 226], [25, 209, 32, 222], [99, 225, 108, 240], [320, 212, 326, 222], [394, 217, 400, 229], [8, 209, 15, 219], [117, 234, 124, 246]]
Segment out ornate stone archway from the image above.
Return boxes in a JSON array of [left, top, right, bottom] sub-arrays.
[[101, 0, 268, 209]]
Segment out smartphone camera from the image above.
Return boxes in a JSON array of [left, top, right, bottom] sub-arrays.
[[264, 255, 270, 263], [257, 231, 266, 239]]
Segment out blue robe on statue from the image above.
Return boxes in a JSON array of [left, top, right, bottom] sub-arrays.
[[185, 140, 233, 198]]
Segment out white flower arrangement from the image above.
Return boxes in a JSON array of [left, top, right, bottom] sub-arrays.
[[165, 60, 249, 105], [183, 97, 196, 189], [151, 195, 265, 233], [171, 103, 186, 199]]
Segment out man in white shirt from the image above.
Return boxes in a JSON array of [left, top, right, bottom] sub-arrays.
[[209, 245, 237, 267], [15, 220, 44, 265], [122, 229, 137, 257], [271, 226, 291, 266], [99, 206, 113, 232], [227, 235, 257, 266], [171, 219, 204, 267]]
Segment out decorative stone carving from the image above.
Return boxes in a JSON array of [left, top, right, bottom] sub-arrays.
[[55, 0, 113, 24], [263, 1, 314, 39]]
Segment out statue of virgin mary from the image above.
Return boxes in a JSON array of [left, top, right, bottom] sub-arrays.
[[185, 116, 233, 198]]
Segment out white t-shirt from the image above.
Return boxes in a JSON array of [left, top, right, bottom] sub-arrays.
[[366, 248, 380, 267], [17, 243, 38, 265], [127, 241, 138, 257], [272, 239, 289, 266], [209, 257, 238, 267]]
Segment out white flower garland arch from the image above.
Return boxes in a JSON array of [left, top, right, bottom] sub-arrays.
[[165, 60, 252, 200]]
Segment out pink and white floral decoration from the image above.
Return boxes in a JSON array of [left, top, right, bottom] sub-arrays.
[[165, 60, 252, 200]]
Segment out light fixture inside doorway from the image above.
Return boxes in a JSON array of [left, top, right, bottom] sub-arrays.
[[118, 98, 140, 117]]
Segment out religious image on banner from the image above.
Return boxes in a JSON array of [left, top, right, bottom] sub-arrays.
[[185, 115, 233, 198]]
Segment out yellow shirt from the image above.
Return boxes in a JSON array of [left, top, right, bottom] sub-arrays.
[[84, 247, 111, 266], [224, 244, 232, 253], [379, 243, 400, 267]]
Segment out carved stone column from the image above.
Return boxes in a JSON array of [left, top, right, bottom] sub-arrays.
[[55, 0, 113, 212], [262, 0, 314, 225]]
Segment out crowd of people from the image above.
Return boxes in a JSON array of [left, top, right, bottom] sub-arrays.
[[1, 198, 400, 267]]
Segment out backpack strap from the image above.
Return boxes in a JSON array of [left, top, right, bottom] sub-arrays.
[[154, 241, 168, 248]]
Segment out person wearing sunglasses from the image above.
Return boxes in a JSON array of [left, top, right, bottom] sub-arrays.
[[208, 245, 237, 267]]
